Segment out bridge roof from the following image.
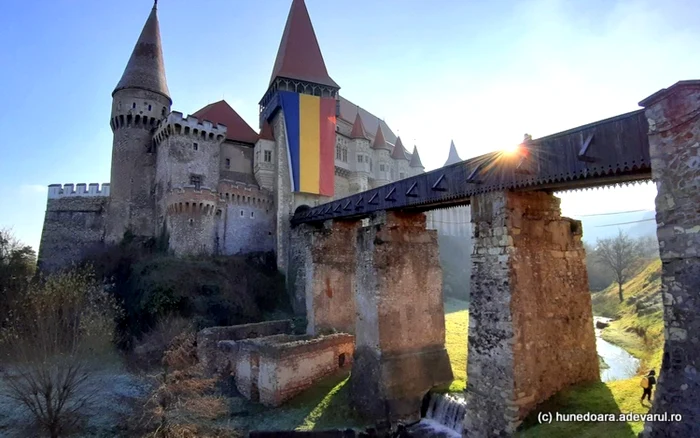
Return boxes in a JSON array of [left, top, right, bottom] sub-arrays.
[[292, 109, 651, 225]]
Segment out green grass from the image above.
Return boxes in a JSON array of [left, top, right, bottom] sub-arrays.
[[516, 379, 650, 437], [591, 259, 664, 372], [517, 258, 666, 438], [441, 297, 469, 392]]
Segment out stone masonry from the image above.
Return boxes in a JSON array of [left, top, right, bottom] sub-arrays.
[[235, 333, 354, 406], [291, 220, 359, 336], [639, 81, 700, 437], [464, 190, 599, 436], [37, 184, 110, 272], [351, 211, 453, 423]]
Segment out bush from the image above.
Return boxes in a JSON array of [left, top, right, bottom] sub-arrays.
[[85, 242, 288, 349], [0, 268, 119, 438]]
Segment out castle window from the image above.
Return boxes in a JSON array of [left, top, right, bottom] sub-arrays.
[[357, 155, 363, 163], [193, 142, 198, 151], [162, 107, 166, 116], [380, 164, 385, 172], [132, 102, 136, 109], [225, 158, 230, 169], [264, 150, 272, 162], [251, 211, 255, 218], [336, 145, 342, 160], [148, 104, 152, 111], [342, 148, 348, 162], [400, 172, 405, 179], [190, 175, 202, 190], [240, 210, 244, 217]]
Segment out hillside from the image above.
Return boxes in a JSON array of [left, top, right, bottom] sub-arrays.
[[590, 259, 664, 372]]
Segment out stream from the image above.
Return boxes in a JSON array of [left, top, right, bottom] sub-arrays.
[[594, 316, 640, 382], [410, 316, 639, 436]]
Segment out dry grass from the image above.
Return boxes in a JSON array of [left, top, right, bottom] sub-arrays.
[[140, 331, 232, 438]]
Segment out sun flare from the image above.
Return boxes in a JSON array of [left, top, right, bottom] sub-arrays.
[[502, 143, 521, 155]]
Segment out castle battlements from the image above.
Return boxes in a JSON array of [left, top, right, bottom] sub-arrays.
[[154, 111, 227, 145], [47, 183, 111, 199]]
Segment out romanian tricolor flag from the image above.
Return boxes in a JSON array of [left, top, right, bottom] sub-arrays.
[[279, 91, 336, 196]]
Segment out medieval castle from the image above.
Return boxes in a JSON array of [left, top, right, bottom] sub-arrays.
[[38, 0, 469, 273]]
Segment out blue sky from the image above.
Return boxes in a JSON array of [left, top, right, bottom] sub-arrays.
[[1, 0, 698, 252]]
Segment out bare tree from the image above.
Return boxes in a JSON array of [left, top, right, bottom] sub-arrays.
[[0, 228, 36, 323], [0, 268, 119, 437], [595, 230, 641, 302]]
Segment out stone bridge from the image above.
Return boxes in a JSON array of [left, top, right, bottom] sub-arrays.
[[288, 81, 700, 437]]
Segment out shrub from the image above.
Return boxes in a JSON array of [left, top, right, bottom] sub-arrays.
[[85, 241, 288, 349], [0, 268, 119, 438]]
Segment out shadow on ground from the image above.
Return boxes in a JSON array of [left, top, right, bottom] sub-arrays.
[[517, 380, 638, 438]]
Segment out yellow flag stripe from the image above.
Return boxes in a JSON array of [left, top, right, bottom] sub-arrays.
[[299, 94, 321, 194]]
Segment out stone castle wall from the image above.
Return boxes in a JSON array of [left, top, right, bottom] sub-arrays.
[[38, 184, 110, 272], [217, 181, 275, 254]]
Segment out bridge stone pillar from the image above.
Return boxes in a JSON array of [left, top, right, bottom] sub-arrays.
[[464, 190, 598, 436], [639, 81, 700, 438], [351, 211, 453, 422], [289, 220, 359, 335]]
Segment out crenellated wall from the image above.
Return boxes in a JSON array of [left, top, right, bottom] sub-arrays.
[[163, 188, 219, 255], [38, 183, 110, 273], [217, 181, 275, 254]]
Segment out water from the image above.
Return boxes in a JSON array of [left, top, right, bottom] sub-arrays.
[[410, 393, 465, 438], [410, 317, 638, 436], [594, 316, 640, 382]]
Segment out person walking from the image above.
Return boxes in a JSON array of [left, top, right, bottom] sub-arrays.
[[641, 369, 656, 404]]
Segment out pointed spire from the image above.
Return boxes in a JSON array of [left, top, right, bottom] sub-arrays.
[[372, 122, 390, 151], [444, 140, 462, 166], [269, 0, 338, 88], [410, 146, 424, 168], [113, 2, 170, 102], [391, 137, 409, 160], [350, 109, 367, 139]]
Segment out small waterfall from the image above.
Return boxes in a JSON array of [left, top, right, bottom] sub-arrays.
[[410, 393, 466, 438]]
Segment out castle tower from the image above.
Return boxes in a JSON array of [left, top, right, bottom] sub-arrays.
[[371, 123, 392, 186], [391, 136, 410, 180], [258, 0, 340, 274], [349, 110, 370, 192], [153, 112, 226, 255], [409, 145, 424, 177], [107, 1, 172, 243]]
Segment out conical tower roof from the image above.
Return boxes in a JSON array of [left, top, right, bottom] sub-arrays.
[[444, 140, 462, 166], [269, 0, 339, 88], [410, 146, 424, 168], [391, 137, 409, 160], [350, 110, 368, 139], [113, 2, 170, 102], [371, 122, 391, 151]]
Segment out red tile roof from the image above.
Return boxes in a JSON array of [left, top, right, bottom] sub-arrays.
[[259, 120, 274, 141], [269, 0, 339, 88], [391, 137, 409, 160], [193, 100, 259, 145], [350, 110, 368, 139], [113, 3, 170, 102], [410, 145, 424, 168], [372, 122, 390, 151]]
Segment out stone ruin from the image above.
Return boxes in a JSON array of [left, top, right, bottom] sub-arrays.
[[197, 320, 354, 407]]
